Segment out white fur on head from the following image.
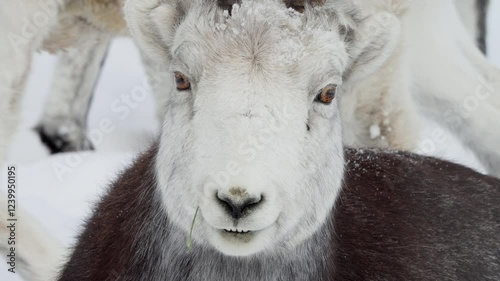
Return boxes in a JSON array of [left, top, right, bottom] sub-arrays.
[[124, 0, 400, 257]]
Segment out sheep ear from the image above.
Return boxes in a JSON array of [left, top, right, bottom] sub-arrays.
[[124, 0, 182, 66], [343, 12, 401, 84]]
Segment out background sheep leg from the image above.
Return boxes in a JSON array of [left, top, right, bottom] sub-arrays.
[[36, 34, 111, 154], [0, 0, 64, 162]]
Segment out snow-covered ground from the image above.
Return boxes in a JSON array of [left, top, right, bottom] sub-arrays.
[[1, 4, 499, 281]]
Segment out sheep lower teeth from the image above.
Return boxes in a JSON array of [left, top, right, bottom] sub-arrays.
[[224, 229, 250, 234]]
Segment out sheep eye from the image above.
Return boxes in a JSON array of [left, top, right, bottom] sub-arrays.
[[315, 84, 337, 104], [175, 72, 191, 91]]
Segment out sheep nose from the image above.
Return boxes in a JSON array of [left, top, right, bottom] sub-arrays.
[[217, 192, 263, 220]]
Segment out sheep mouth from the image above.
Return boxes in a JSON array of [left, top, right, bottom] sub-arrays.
[[215, 223, 275, 239], [219, 228, 257, 241], [223, 228, 252, 234]]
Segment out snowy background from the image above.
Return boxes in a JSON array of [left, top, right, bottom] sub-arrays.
[[1, 3, 500, 280]]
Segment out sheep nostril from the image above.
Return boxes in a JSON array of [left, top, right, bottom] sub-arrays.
[[216, 193, 262, 220]]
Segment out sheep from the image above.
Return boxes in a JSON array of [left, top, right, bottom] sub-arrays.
[[1, 0, 498, 170], [53, 1, 499, 280]]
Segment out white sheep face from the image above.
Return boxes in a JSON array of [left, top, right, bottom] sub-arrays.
[[125, 0, 399, 257]]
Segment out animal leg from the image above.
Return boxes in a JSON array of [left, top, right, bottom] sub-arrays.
[[0, 0, 64, 162], [36, 33, 111, 154]]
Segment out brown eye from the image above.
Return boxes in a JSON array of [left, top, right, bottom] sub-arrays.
[[175, 72, 191, 91], [315, 84, 337, 104]]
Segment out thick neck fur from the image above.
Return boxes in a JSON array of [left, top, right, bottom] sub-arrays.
[[59, 146, 500, 281], [122, 187, 335, 281], [59, 145, 335, 281]]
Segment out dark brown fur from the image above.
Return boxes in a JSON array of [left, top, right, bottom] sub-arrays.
[[58, 145, 500, 280], [335, 148, 500, 280], [56, 144, 166, 281]]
